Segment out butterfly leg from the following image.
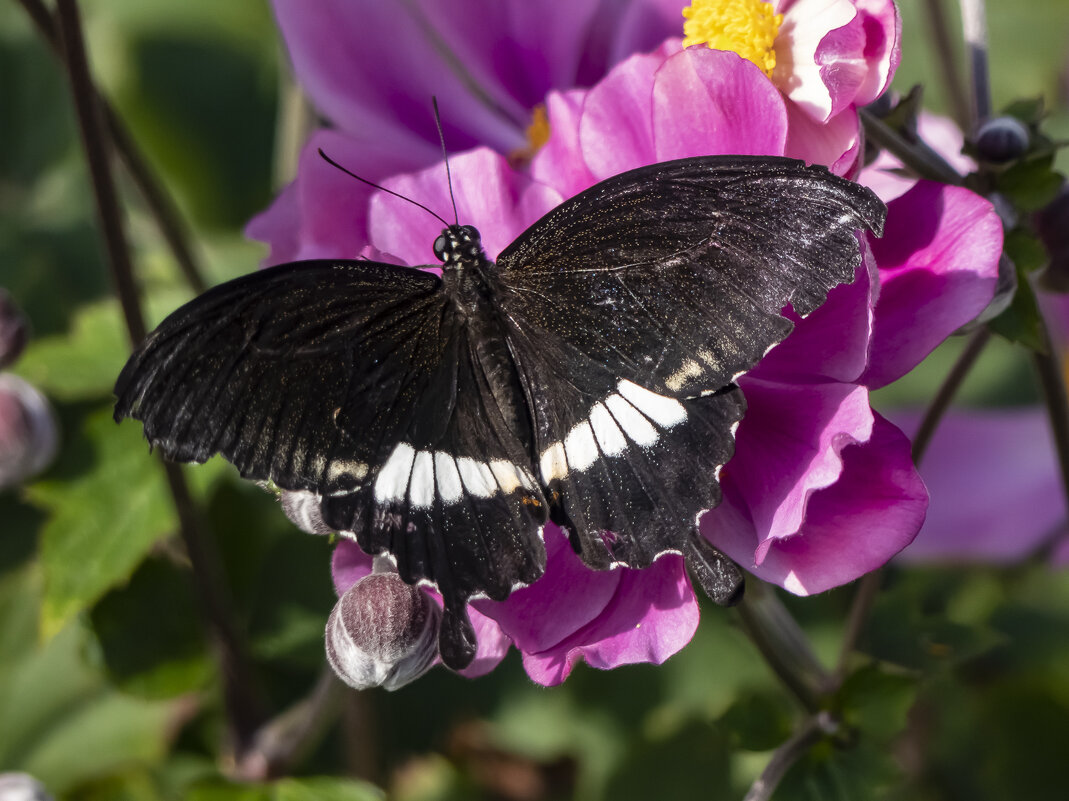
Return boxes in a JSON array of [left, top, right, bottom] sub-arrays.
[[684, 532, 744, 606]]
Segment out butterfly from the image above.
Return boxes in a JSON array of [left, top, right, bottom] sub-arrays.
[[115, 155, 885, 670]]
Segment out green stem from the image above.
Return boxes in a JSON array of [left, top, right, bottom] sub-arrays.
[[743, 712, 839, 801]]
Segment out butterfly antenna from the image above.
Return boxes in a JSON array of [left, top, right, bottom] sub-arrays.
[[432, 97, 460, 226], [317, 149, 449, 227]]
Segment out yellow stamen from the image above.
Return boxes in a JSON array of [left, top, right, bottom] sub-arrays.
[[509, 103, 550, 167], [681, 0, 783, 78]]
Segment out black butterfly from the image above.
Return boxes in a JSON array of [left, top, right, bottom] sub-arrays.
[[115, 155, 885, 670]]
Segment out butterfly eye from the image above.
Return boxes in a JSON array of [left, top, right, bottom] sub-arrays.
[[432, 234, 449, 262]]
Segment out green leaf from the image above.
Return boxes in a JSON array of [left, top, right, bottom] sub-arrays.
[[15, 300, 129, 401], [90, 556, 213, 698], [987, 261, 1046, 352], [837, 666, 918, 742], [27, 408, 176, 639], [718, 690, 794, 751], [188, 778, 384, 801], [995, 154, 1063, 212], [0, 619, 180, 795]]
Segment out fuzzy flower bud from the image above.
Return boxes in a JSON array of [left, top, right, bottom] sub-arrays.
[[0, 374, 58, 490], [280, 489, 333, 535], [0, 291, 28, 370], [974, 116, 1030, 164], [325, 569, 441, 691]]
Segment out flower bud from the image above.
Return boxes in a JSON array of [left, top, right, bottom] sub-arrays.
[[325, 571, 441, 690], [280, 490, 333, 535], [0, 773, 54, 801], [0, 374, 58, 490], [974, 116, 1030, 163], [0, 290, 28, 370]]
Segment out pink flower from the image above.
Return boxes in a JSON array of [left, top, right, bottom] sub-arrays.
[[250, 0, 900, 263], [322, 47, 1003, 685]]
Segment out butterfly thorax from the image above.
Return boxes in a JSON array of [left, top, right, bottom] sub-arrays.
[[434, 224, 533, 452]]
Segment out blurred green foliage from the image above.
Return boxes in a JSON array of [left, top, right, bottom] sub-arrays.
[[1, 1, 1068, 799]]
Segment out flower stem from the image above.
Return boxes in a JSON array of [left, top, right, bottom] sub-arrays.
[[921, 0, 971, 130], [1031, 322, 1069, 519], [15, 0, 208, 295], [959, 0, 992, 125], [859, 108, 964, 185], [736, 581, 831, 713], [54, 0, 263, 753], [742, 711, 839, 801]]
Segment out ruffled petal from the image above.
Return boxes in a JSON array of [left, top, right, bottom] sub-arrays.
[[529, 89, 597, 201], [715, 378, 875, 559], [518, 555, 698, 686], [892, 409, 1068, 564], [783, 104, 859, 175], [706, 413, 926, 593], [863, 182, 1002, 388], [773, 0, 858, 121]]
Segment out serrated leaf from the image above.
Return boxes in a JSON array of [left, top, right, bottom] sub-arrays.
[[14, 300, 129, 401], [27, 408, 176, 639]]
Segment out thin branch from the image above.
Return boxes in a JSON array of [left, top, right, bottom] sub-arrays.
[[54, 0, 263, 751], [232, 669, 347, 781], [860, 108, 964, 186], [1032, 324, 1069, 517], [921, 0, 971, 130], [736, 582, 831, 713], [833, 570, 881, 681], [15, 0, 207, 294], [743, 712, 839, 801], [911, 326, 992, 464]]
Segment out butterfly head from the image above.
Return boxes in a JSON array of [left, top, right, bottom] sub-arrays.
[[433, 224, 484, 269]]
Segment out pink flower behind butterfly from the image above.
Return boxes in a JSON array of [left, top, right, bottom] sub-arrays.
[[325, 46, 1002, 685]]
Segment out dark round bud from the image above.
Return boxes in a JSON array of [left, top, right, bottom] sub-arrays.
[[0, 773, 54, 801], [0, 290, 29, 370], [325, 571, 441, 690], [280, 490, 333, 535], [0, 374, 58, 490], [974, 116, 1030, 163]]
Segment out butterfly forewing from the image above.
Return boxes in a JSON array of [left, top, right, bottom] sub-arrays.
[[491, 156, 885, 580]]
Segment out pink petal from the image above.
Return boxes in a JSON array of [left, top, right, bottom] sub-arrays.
[[529, 89, 598, 200], [652, 48, 788, 161], [752, 253, 876, 384], [892, 409, 1068, 564], [861, 112, 974, 202], [332, 538, 373, 596], [773, 0, 858, 122], [519, 555, 698, 686], [783, 104, 860, 175], [474, 525, 619, 654], [707, 378, 875, 558], [707, 413, 926, 593], [368, 148, 562, 265], [863, 182, 1003, 389]]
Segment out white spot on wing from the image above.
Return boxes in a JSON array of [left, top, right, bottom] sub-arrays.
[[588, 402, 626, 456], [564, 421, 598, 471], [373, 443, 415, 503], [457, 457, 495, 498], [539, 441, 567, 482], [327, 458, 368, 483], [489, 460, 526, 494], [434, 452, 463, 503], [408, 450, 434, 508], [617, 380, 687, 427], [604, 394, 658, 446]]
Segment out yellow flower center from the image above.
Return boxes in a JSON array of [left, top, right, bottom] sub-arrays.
[[509, 103, 551, 167], [682, 0, 783, 78]]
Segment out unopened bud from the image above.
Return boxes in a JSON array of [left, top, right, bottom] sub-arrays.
[[325, 571, 441, 690], [0, 773, 54, 801], [0, 374, 58, 490], [974, 116, 1030, 164], [280, 490, 332, 535], [0, 291, 28, 370]]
